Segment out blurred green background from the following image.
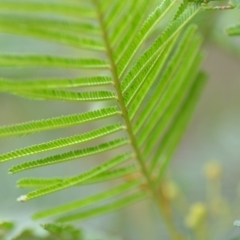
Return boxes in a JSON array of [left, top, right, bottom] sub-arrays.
[[0, 5, 240, 240]]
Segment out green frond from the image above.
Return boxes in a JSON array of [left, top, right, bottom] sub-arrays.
[[0, 1, 96, 18], [154, 72, 207, 185], [128, 37, 177, 120], [0, 55, 109, 69], [33, 180, 142, 220], [0, 76, 113, 92], [149, 53, 203, 171], [9, 138, 130, 173], [138, 34, 203, 147], [17, 166, 139, 189], [11, 89, 117, 102], [121, 3, 200, 91], [0, 123, 124, 162], [133, 25, 198, 133], [0, 0, 207, 223], [144, 54, 203, 159], [226, 24, 240, 35], [17, 153, 134, 201], [56, 192, 148, 223], [123, 34, 178, 107], [116, 0, 178, 75], [0, 106, 120, 138]]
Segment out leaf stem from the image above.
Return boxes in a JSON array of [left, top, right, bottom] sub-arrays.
[[92, 1, 182, 239], [92, 0, 156, 199]]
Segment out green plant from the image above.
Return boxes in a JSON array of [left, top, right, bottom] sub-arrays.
[[226, 23, 240, 35], [0, 0, 239, 239], [0, 222, 83, 240]]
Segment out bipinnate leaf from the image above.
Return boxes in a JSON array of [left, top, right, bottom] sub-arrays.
[[0, 0, 205, 224]]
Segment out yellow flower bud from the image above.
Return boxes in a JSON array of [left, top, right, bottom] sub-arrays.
[[204, 161, 222, 180], [185, 203, 207, 229]]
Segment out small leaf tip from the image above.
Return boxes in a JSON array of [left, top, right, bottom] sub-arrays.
[[17, 195, 27, 202]]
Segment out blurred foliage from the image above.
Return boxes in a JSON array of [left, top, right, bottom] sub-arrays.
[[0, 222, 83, 240], [0, 0, 240, 240], [160, 160, 240, 239]]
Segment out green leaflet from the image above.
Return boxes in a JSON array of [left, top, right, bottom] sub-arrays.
[[128, 36, 177, 120], [33, 179, 143, 219], [117, 0, 178, 76], [112, 0, 154, 59], [121, 3, 200, 91], [11, 89, 117, 102], [0, 76, 113, 91], [9, 138, 130, 173], [0, 15, 100, 35], [143, 55, 203, 159], [56, 192, 148, 223], [0, 106, 121, 138], [123, 56, 159, 106], [133, 25, 198, 133], [0, 123, 124, 162], [137, 32, 202, 147], [149, 53, 203, 172], [17, 166, 139, 189], [154, 72, 207, 186], [0, 55, 109, 69], [0, 23, 104, 51], [17, 153, 134, 201], [104, 0, 127, 29], [0, 1, 96, 18], [172, 0, 189, 20], [17, 177, 65, 189]]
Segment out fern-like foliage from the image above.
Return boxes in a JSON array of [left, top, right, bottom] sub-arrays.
[[0, 221, 83, 240], [0, 0, 206, 223]]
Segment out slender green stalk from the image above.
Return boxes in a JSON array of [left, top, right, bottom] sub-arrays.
[[92, 1, 182, 239], [92, 0, 154, 190]]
